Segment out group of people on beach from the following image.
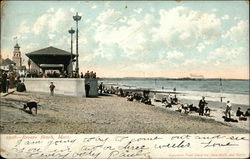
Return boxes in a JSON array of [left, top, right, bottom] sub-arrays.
[[81, 71, 97, 79], [197, 97, 250, 122], [236, 107, 250, 119], [126, 90, 152, 105], [100, 83, 250, 123], [0, 71, 24, 93], [99, 84, 125, 97]]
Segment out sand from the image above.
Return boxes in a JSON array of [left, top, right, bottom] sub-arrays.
[[0, 91, 249, 134]]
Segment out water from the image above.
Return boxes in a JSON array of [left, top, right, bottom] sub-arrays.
[[100, 78, 249, 95], [99, 78, 250, 105]]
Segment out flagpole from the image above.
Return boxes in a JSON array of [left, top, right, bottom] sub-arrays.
[[220, 78, 223, 102]]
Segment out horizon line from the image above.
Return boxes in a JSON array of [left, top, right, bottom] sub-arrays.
[[98, 77, 250, 80]]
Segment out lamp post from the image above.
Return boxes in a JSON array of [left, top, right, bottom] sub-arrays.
[[68, 27, 75, 77], [73, 12, 81, 75], [28, 59, 31, 73]]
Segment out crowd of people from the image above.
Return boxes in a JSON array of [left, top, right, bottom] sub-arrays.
[[25, 70, 98, 79], [80, 71, 97, 78], [99, 83, 250, 123], [0, 70, 24, 93]]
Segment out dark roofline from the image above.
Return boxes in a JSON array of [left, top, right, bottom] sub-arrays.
[[26, 46, 74, 56], [1, 58, 16, 66], [14, 43, 20, 48]]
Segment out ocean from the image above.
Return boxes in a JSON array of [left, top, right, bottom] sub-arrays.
[[99, 78, 250, 106]]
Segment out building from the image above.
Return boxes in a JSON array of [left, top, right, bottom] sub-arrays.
[[11, 43, 26, 76], [0, 58, 16, 71], [12, 43, 22, 68], [24, 46, 98, 97], [26, 46, 75, 76]]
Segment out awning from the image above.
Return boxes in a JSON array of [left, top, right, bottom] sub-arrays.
[[40, 64, 64, 69]]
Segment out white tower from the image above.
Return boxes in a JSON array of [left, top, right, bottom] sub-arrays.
[[12, 43, 22, 68]]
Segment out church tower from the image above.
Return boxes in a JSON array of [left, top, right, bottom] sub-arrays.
[[12, 43, 22, 68]]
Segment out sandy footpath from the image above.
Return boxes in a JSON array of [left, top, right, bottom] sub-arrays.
[[0, 91, 248, 134]]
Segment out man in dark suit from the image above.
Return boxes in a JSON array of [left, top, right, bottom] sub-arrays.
[[199, 96, 207, 116], [85, 83, 90, 97]]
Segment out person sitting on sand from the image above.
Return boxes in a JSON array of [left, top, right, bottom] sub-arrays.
[[245, 108, 250, 116], [204, 106, 211, 116], [176, 104, 188, 114], [163, 98, 172, 108], [199, 96, 207, 116], [181, 104, 189, 114], [236, 107, 244, 117], [162, 96, 167, 103], [188, 104, 199, 112], [118, 88, 124, 97], [236, 107, 248, 121], [172, 95, 178, 105], [225, 100, 232, 119], [127, 94, 134, 101]]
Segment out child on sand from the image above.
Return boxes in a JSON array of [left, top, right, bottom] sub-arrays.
[[225, 101, 232, 118], [49, 82, 55, 96]]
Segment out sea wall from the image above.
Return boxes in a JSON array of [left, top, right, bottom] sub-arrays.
[[23, 78, 98, 97]]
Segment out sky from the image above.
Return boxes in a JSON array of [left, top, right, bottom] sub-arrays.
[[1, 1, 249, 79]]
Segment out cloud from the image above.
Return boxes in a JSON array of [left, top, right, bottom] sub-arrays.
[[196, 43, 206, 52], [164, 50, 184, 59], [150, 7, 155, 13], [153, 6, 222, 49], [85, 19, 91, 23], [70, 8, 75, 13], [234, 17, 241, 20], [96, 9, 121, 24], [134, 8, 143, 14], [222, 15, 230, 20], [225, 20, 249, 42], [91, 5, 97, 9], [94, 10, 157, 61], [32, 8, 73, 35], [18, 21, 30, 34], [182, 59, 195, 66], [89, 6, 224, 68], [212, 8, 217, 12], [48, 33, 55, 39], [208, 45, 245, 64]]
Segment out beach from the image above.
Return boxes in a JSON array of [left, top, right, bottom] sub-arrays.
[[0, 91, 249, 134]]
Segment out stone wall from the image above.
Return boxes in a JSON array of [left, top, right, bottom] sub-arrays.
[[85, 78, 98, 97], [23, 78, 98, 97]]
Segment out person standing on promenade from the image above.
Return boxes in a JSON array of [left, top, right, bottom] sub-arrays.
[[199, 96, 207, 116], [85, 83, 90, 97], [6, 77, 10, 93], [80, 72, 84, 78], [90, 71, 94, 78], [49, 82, 55, 96], [1, 71, 7, 93], [99, 82, 103, 95], [84, 71, 90, 78], [225, 100, 232, 119]]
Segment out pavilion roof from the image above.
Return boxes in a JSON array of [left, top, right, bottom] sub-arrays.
[[26, 46, 72, 56]]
